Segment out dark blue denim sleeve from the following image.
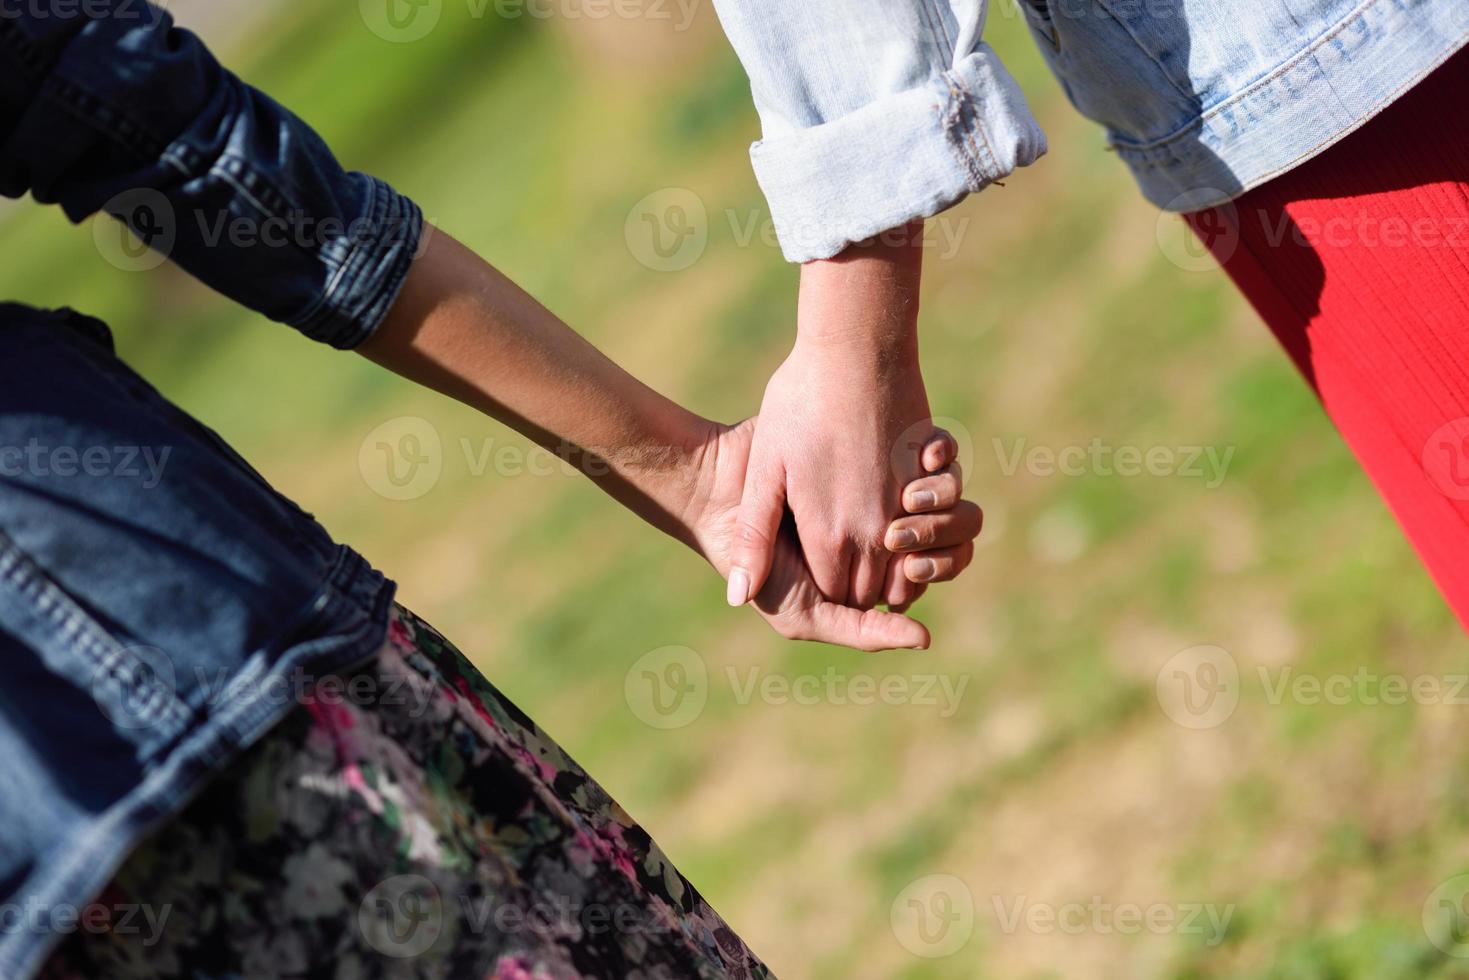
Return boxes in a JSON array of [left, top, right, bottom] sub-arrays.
[[0, 0, 423, 349]]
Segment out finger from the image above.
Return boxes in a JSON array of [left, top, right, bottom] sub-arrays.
[[902, 465, 964, 513], [728, 453, 786, 606], [922, 429, 959, 474], [890, 584, 928, 615], [807, 534, 856, 606], [805, 601, 930, 652], [885, 501, 983, 553], [904, 541, 975, 584], [882, 554, 920, 610], [850, 551, 890, 610]]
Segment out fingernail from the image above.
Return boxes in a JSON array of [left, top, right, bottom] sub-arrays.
[[888, 528, 919, 550], [727, 568, 750, 607], [909, 558, 938, 582], [909, 490, 938, 511]]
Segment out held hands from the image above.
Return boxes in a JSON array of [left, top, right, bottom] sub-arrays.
[[722, 223, 979, 628], [361, 228, 974, 654], [725, 330, 936, 611], [686, 420, 981, 652]]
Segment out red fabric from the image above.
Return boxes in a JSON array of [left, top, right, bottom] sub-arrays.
[[1186, 45, 1469, 630]]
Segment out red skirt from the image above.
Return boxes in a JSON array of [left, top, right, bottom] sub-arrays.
[[1187, 45, 1469, 630]]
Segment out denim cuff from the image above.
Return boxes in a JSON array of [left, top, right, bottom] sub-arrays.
[[292, 176, 425, 350], [748, 45, 1046, 263]]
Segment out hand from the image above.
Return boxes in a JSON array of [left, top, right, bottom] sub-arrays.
[[725, 225, 932, 610], [685, 419, 980, 652]]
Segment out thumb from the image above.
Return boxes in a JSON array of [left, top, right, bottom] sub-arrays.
[[809, 601, 931, 652], [728, 452, 785, 607]]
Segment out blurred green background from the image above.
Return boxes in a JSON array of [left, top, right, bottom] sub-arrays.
[[4, 1, 1469, 976]]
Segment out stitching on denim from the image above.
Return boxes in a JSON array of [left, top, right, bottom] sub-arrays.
[[1108, 0, 1396, 154], [0, 531, 191, 731], [945, 72, 1001, 186], [43, 73, 169, 161], [208, 157, 282, 222], [1135, 33, 1469, 210], [318, 178, 377, 321], [1120, 25, 1468, 179]]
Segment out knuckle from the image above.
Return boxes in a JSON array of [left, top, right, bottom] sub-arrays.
[[736, 521, 771, 549]]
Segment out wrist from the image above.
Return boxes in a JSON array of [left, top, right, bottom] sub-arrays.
[[599, 413, 720, 554]]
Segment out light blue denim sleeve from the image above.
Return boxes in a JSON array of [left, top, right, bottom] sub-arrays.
[[711, 0, 1046, 263]]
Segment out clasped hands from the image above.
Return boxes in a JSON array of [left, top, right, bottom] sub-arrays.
[[693, 227, 982, 652], [363, 226, 976, 653]]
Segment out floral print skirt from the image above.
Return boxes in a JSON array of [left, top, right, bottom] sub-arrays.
[[40, 605, 771, 980]]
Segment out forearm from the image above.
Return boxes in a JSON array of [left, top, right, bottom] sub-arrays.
[[359, 229, 715, 548], [796, 222, 925, 374]]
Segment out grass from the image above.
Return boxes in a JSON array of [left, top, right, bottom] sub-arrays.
[[3, 1, 1468, 977]]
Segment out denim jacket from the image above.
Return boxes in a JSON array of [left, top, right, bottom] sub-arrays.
[[712, 0, 1469, 262], [0, 2, 420, 975]]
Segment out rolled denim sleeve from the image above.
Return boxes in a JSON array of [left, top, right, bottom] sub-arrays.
[[0, 0, 422, 349], [711, 1, 1046, 263]]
